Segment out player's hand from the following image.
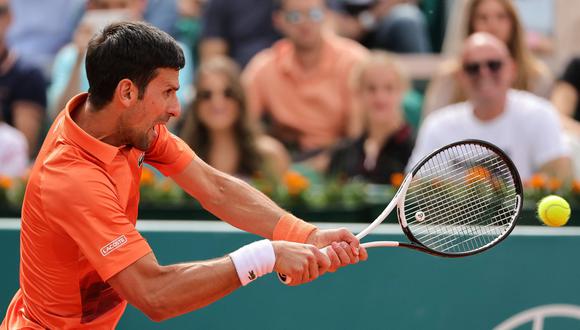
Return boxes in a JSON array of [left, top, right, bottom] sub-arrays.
[[306, 228, 368, 272], [271, 241, 331, 286]]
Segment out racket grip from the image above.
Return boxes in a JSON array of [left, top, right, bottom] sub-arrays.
[[277, 247, 330, 285]]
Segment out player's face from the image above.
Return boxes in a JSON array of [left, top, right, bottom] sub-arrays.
[[122, 68, 181, 150], [460, 43, 514, 104], [359, 64, 405, 122], [472, 0, 513, 44], [196, 72, 240, 131], [276, 0, 325, 51]]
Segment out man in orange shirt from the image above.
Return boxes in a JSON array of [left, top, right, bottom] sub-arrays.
[[243, 0, 368, 158], [1, 21, 367, 329]]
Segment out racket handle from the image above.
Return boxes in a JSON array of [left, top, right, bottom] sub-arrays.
[[277, 247, 330, 285]]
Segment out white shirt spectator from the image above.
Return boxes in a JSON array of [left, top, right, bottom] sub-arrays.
[[408, 90, 568, 181], [0, 122, 28, 177]]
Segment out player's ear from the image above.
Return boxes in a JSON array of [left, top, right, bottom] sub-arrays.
[[116, 79, 137, 107]]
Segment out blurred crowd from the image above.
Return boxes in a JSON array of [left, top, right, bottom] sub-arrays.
[[1, 0, 579, 188]]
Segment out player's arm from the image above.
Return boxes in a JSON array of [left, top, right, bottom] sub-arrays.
[[108, 241, 330, 321], [171, 156, 366, 266]]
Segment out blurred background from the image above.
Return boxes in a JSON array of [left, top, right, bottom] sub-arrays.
[[1, 1, 580, 328]]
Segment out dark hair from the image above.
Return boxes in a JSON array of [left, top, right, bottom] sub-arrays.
[[179, 56, 264, 176], [85, 21, 185, 109]]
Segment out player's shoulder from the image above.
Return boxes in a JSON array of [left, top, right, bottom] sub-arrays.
[[41, 145, 110, 188]]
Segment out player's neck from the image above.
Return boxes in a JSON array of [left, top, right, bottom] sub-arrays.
[[73, 100, 123, 147]]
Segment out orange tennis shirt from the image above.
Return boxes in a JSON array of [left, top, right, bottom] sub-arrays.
[[1, 93, 194, 329]]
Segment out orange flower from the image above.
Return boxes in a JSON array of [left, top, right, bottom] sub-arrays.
[[390, 173, 404, 188], [283, 171, 310, 196], [466, 166, 491, 184], [527, 173, 547, 189], [572, 180, 580, 194], [0, 176, 13, 189], [547, 177, 562, 191], [140, 167, 155, 186]]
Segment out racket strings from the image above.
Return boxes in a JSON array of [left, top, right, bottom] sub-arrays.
[[403, 144, 519, 254]]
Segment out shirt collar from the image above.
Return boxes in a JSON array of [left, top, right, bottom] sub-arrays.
[[61, 93, 121, 164]]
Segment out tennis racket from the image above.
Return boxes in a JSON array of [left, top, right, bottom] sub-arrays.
[[279, 139, 522, 284]]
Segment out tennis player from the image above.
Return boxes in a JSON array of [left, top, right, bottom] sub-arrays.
[[1, 21, 367, 329]]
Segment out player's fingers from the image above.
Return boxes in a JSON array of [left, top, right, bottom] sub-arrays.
[[325, 245, 340, 272], [358, 245, 368, 261], [337, 227, 360, 256], [340, 241, 359, 264], [332, 241, 351, 266], [314, 248, 330, 275], [309, 255, 319, 280]]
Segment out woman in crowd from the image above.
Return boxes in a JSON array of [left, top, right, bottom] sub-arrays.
[[180, 56, 290, 180], [326, 51, 414, 184], [422, 0, 553, 117]]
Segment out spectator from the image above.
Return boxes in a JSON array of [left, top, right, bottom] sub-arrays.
[[0, 0, 47, 158], [6, 0, 85, 78], [423, 0, 553, 117], [327, 51, 414, 184], [174, 0, 205, 67], [48, 0, 194, 124], [180, 56, 290, 179], [243, 0, 368, 165], [551, 56, 580, 177], [409, 32, 572, 183], [199, 0, 281, 68], [332, 0, 431, 53], [0, 111, 28, 177]]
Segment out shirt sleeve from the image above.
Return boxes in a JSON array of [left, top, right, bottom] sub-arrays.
[[42, 163, 152, 281], [145, 124, 195, 176]]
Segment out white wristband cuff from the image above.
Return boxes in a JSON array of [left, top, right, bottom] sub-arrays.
[[229, 239, 276, 286]]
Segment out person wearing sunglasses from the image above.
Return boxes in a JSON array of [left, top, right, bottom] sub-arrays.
[[242, 0, 368, 170], [180, 56, 290, 179], [407, 32, 572, 184], [423, 0, 553, 119]]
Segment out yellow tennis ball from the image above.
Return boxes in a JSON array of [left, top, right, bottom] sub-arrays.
[[537, 195, 571, 227]]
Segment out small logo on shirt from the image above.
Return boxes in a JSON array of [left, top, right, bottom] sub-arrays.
[[248, 270, 256, 281], [100, 235, 128, 256], [137, 153, 145, 168]]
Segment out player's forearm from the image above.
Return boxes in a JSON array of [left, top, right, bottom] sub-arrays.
[[200, 172, 285, 239], [146, 257, 240, 321]]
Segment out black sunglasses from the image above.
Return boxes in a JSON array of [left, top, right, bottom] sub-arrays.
[[197, 87, 235, 101], [463, 59, 503, 76]]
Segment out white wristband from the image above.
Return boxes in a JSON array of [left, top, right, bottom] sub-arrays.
[[229, 239, 276, 286]]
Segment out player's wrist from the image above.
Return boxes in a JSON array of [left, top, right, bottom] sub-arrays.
[[229, 239, 276, 286], [273, 213, 317, 243]]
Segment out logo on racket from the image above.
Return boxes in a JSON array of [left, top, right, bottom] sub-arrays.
[[415, 211, 426, 222]]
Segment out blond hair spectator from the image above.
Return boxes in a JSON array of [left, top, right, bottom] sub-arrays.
[[423, 0, 553, 118]]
